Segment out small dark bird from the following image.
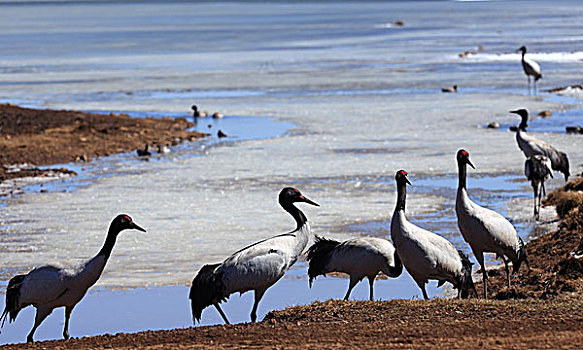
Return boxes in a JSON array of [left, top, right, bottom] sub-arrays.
[[0, 215, 146, 342], [217, 130, 227, 138], [192, 105, 207, 118], [566, 126, 583, 134], [212, 112, 224, 119], [525, 155, 553, 220], [441, 85, 458, 93], [136, 144, 151, 157]]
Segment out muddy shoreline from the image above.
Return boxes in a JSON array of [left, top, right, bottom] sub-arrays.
[[0, 104, 207, 188]]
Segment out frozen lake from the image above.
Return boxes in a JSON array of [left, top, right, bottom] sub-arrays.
[[1, 0, 583, 344]]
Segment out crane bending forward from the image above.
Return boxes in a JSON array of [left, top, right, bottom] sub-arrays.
[[190, 187, 319, 324]]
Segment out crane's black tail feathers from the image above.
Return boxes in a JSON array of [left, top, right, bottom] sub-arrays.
[[189, 264, 227, 324], [1, 274, 28, 329], [306, 236, 341, 287], [535, 73, 542, 82], [557, 151, 570, 181], [513, 237, 530, 273], [387, 250, 403, 278], [457, 250, 477, 299]]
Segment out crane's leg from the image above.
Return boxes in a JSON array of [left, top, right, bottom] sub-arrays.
[[213, 303, 230, 325], [343, 276, 358, 301], [250, 288, 266, 322], [63, 305, 74, 340], [474, 250, 488, 299], [534, 79, 538, 94], [533, 184, 539, 219], [502, 258, 511, 288], [420, 284, 429, 300], [414, 279, 429, 300], [537, 182, 543, 220], [367, 276, 375, 301], [27, 306, 52, 343]]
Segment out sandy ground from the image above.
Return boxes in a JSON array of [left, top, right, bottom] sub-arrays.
[[1, 105, 582, 349]]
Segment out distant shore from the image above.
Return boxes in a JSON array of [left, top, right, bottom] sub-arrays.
[[1, 177, 581, 349], [0, 104, 208, 192]]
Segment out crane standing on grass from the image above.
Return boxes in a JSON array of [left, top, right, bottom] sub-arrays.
[[390, 170, 476, 300], [0, 215, 146, 343], [455, 149, 530, 298], [189, 188, 319, 324], [306, 236, 403, 301]]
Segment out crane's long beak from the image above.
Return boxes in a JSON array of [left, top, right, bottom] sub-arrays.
[[509, 110, 519, 114], [467, 159, 475, 169], [405, 176, 412, 186], [300, 195, 320, 207], [132, 222, 147, 232]]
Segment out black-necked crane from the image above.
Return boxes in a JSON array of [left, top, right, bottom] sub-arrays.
[[189, 187, 319, 324], [511, 108, 570, 181], [0, 214, 146, 343], [390, 170, 476, 300], [517, 46, 542, 92], [192, 105, 207, 118], [306, 236, 402, 301], [525, 155, 553, 220], [455, 149, 530, 298]]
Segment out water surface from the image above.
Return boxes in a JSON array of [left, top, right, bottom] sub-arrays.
[[1, 0, 583, 344]]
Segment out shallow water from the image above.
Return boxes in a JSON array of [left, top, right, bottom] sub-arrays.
[[1, 0, 583, 344]]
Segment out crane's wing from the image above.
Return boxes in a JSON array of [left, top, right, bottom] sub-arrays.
[[472, 206, 518, 248], [220, 245, 289, 294], [398, 220, 462, 277], [19, 265, 72, 305]]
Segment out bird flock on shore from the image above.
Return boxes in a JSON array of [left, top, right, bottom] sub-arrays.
[[0, 46, 575, 343]]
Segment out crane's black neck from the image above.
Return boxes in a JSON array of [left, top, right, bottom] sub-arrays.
[[518, 117, 528, 131], [282, 201, 308, 231], [395, 182, 407, 212], [458, 161, 467, 190], [97, 225, 122, 258]]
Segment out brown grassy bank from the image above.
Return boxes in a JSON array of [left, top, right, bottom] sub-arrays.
[[0, 104, 207, 184]]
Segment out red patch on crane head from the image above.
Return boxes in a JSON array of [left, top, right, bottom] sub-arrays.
[[460, 150, 469, 157], [398, 170, 408, 176], [292, 188, 300, 193]]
